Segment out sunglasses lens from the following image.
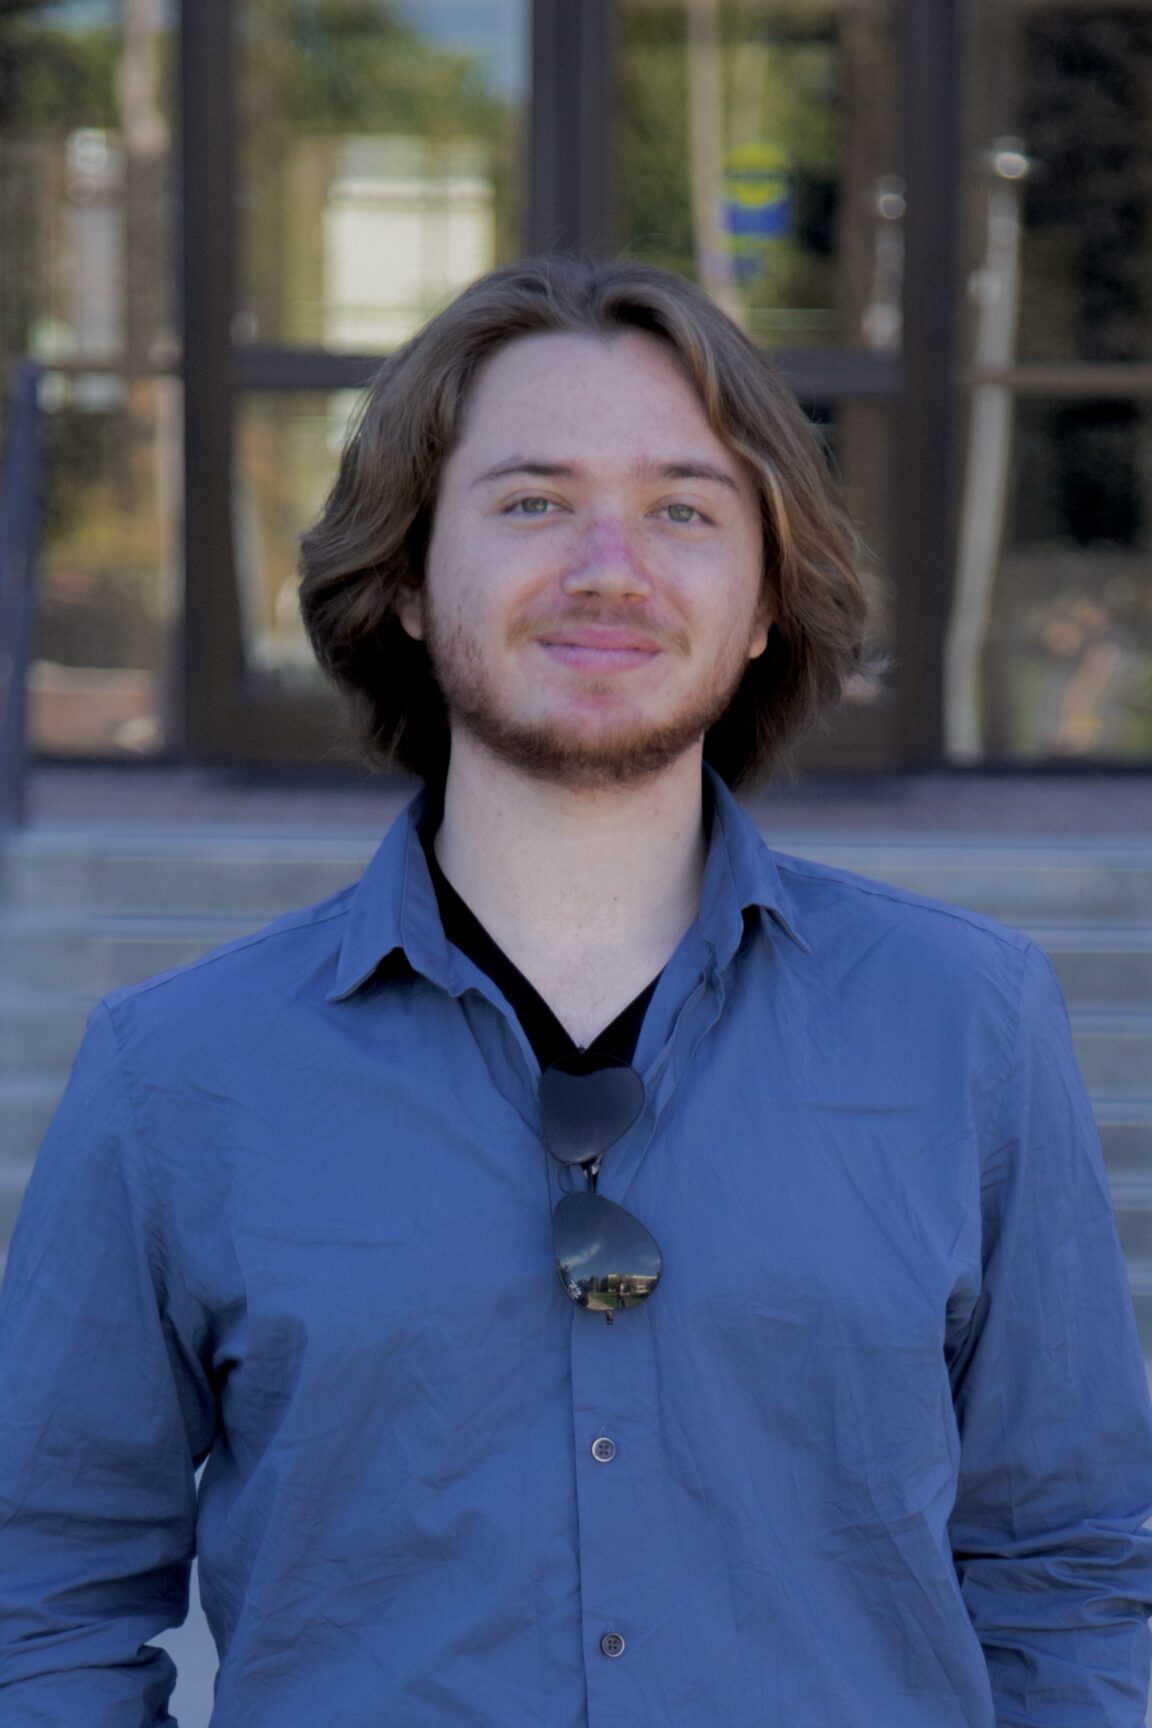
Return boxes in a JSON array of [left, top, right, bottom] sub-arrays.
[[538, 1057, 645, 1168], [553, 1190, 662, 1312]]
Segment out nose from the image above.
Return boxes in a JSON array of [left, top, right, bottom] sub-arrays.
[[561, 517, 653, 601]]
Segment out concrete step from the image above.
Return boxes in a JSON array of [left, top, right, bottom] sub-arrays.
[[0, 829, 376, 917], [1036, 928, 1152, 1006], [1114, 1182, 1152, 1265], [1124, 1263, 1152, 1363], [0, 1156, 33, 1256], [1111, 1162, 1152, 1232], [778, 839, 1152, 923], [0, 911, 266, 994], [1096, 1101, 1152, 1177], [4, 829, 1152, 925], [1071, 1013, 1152, 1099], [0, 988, 91, 1074], [1132, 1296, 1152, 1365]]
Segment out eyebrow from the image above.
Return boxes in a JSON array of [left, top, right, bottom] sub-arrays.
[[470, 457, 741, 493]]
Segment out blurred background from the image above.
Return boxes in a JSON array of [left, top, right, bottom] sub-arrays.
[[2, 5, 1152, 1721], [2, 0, 1152, 774]]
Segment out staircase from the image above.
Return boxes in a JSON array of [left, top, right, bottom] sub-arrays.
[[2, 822, 1151, 1357], [2, 816, 1151, 1728]]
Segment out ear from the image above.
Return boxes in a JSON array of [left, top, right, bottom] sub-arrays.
[[747, 593, 774, 661], [395, 582, 426, 643]]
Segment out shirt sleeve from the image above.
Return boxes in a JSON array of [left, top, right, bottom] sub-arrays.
[[0, 1001, 217, 1726], [947, 941, 1152, 1726]]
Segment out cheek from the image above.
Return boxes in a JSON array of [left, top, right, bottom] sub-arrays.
[[423, 525, 478, 625], [701, 560, 766, 648], [427, 566, 507, 651]]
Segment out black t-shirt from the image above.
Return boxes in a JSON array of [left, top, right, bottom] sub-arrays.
[[418, 819, 660, 1071]]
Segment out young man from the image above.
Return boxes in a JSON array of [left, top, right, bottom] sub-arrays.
[[1, 257, 1151, 1726]]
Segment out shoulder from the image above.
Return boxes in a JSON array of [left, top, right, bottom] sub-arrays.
[[99, 883, 359, 1058], [774, 847, 1031, 956], [765, 845, 1041, 1030]]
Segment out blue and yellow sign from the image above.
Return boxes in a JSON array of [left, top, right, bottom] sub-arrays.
[[723, 141, 794, 281]]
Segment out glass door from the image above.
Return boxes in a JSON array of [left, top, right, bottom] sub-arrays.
[[184, 0, 531, 764], [611, 0, 907, 769], [184, 0, 978, 774], [1, 0, 179, 761], [946, 1, 1152, 765]]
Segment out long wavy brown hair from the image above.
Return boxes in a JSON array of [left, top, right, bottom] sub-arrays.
[[298, 255, 871, 789]]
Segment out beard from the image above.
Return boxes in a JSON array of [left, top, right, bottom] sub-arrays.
[[420, 599, 759, 790]]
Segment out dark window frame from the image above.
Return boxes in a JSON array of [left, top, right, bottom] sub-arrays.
[[178, 0, 965, 772]]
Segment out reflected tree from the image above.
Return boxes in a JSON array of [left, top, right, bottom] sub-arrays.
[[237, 0, 519, 345]]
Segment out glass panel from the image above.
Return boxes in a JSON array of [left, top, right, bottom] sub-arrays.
[[30, 373, 181, 757], [968, 3, 1152, 365], [235, 0, 529, 351], [614, 0, 901, 350], [0, 0, 176, 384], [233, 389, 364, 686], [810, 399, 894, 712], [949, 397, 1152, 762], [2, 3, 178, 759]]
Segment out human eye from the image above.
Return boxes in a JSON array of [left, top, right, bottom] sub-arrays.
[[502, 495, 560, 517], [659, 501, 712, 526]]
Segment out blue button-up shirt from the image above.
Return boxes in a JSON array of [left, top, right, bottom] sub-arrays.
[[2, 769, 1152, 1727]]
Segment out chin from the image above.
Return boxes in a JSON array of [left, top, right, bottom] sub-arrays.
[[466, 705, 708, 788]]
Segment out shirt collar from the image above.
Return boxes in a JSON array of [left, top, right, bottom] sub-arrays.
[[327, 762, 808, 1005], [698, 764, 810, 968]]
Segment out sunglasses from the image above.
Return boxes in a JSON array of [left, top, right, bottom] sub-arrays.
[[538, 1051, 663, 1322]]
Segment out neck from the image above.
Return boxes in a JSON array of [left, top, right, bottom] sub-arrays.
[[430, 733, 709, 982]]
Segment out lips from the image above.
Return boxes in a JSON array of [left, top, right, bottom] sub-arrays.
[[535, 625, 663, 670], [540, 628, 662, 652]]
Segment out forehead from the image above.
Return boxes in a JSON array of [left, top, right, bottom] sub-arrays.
[[454, 328, 722, 454]]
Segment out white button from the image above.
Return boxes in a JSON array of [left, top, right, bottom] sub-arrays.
[[591, 1436, 616, 1463]]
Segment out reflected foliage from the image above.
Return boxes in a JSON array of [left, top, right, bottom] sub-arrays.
[[239, 0, 506, 138], [616, 2, 849, 346], [238, 0, 522, 345], [0, 4, 171, 753], [0, 8, 116, 388], [0, 7, 116, 129]]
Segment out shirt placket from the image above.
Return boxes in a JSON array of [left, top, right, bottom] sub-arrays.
[[561, 965, 731, 1721], [568, 1298, 666, 1717], [452, 911, 742, 1721]]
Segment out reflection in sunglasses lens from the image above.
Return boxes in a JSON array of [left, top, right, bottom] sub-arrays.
[[553, 1190, 662, 1311]]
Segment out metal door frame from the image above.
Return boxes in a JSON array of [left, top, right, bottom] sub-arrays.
[[178, 0, 965, 770]]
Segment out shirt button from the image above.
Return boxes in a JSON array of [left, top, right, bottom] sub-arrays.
[[600, 1632, 626, 1659], [591, 1436, 616, 1463]]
